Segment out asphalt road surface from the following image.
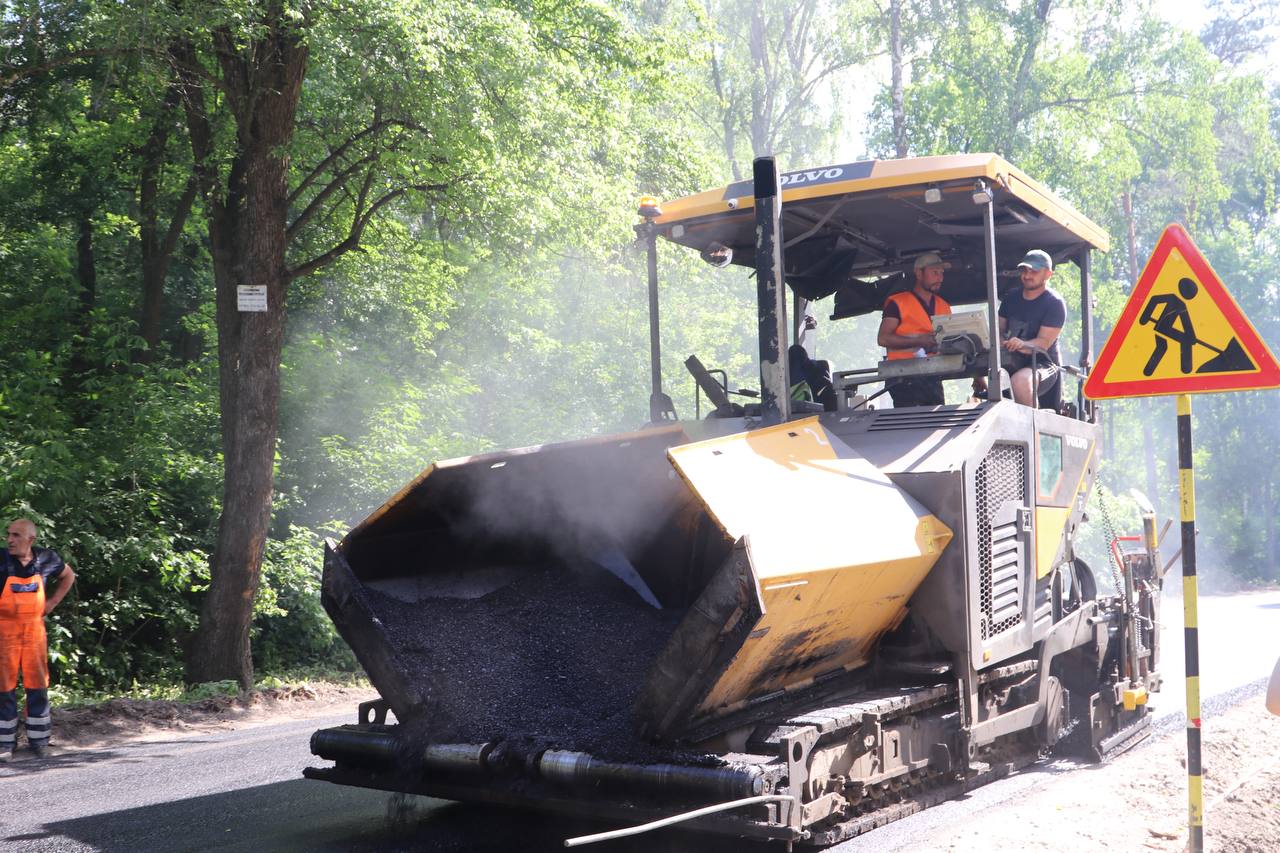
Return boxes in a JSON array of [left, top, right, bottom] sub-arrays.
[[2, 590, 1275, 853], [0, 712, 627, 853]]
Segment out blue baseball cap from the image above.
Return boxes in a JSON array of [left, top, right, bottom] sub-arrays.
[[1017, 250, 1053, 271]]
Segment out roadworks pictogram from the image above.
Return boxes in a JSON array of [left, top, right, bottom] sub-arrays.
[[1085, 224, 1280, 399]]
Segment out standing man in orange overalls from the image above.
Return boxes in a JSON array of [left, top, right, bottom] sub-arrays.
[[1, 518, 76, 760]]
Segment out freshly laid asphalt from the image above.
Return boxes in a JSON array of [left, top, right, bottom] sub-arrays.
[[1, 712, 577, 852]]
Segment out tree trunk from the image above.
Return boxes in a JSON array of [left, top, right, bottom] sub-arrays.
[[76, 207, 96, 327], [138, 86, 198, 361], [747, 6, 772, 156], [1121, 190, 1160, 511], [706, 35, 740, 180], [68, 201, 97, 390], [183, 23, 308, 689], [890, 0, 908, 158], [1004, 0, 1053, 156], [1268, 475, 1279, 581]]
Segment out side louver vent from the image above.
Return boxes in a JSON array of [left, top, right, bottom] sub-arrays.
[[867, 408, 984, 432], [976, 443, 1026, 640]]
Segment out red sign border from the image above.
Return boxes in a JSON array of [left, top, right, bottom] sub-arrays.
[[1084, 223, 1280, 400]]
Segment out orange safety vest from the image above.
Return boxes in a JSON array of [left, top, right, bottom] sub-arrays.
[[883, 291, 952, 360], [0, 569, 49, 691]]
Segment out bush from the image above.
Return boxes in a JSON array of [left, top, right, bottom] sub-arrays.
[[252, 524, 358, 674]]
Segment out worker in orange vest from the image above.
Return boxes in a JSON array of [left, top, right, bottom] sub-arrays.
[[1, 518, 76, 760], [877, 252, 953, 406]]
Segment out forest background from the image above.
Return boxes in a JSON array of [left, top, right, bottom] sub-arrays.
[[1, 0, 1278, 696]]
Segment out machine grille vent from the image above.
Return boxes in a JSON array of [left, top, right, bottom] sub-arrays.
[[867, 408, 984, 432], [976, 443, 1026, 640]]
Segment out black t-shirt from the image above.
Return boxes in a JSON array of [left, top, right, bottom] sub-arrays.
[[0, 546, 66, 582], [999, 286, 1067, 366]]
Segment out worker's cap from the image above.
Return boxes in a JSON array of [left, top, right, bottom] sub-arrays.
[[1017, 249, 1054, 271], [913, 252, 950, 270]]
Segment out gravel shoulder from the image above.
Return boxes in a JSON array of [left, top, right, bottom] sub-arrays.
[[917, 681, 1280, 853]]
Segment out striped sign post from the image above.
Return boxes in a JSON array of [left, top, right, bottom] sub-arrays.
[[1177, 395, 1203, 852], [1085, 225, 1280, 852]]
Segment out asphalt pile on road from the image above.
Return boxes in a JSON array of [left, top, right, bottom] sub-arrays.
[[365, 565, 710, 764]]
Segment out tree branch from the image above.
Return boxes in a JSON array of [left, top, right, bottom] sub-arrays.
[[287, 182, 449, 280], [172, 41, 219, 208], [286, 150, 383, 240], [288, 116, 426, 205], [161, 175, 200, 260], [0, 44, 226, 94]]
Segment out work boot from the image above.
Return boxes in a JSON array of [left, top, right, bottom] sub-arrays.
[[29, 741, 48, 759], [0, 746, 12, 762]]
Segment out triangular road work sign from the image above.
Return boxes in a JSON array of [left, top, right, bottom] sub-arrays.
[[1085, 223, 1280, 400]]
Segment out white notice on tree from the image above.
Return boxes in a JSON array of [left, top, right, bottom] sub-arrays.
[[237, 285, 268, 312]]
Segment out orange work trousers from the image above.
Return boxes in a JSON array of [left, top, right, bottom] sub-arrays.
[[0, 573, 48, 692]]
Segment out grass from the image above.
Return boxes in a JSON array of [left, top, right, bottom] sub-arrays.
[[42, 664, 369, 710]]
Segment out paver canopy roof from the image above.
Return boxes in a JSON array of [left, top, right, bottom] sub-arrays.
[[655, 153, 1108, 317]]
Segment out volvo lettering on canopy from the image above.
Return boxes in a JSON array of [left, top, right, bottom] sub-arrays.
[[721, 161, 874, 199]]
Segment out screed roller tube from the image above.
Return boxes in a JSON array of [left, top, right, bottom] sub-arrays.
[[538, 750, 765, 800]]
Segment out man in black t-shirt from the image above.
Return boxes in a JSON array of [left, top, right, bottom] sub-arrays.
[[1, 518, 76, 759], [998, 250, 1067, 407]]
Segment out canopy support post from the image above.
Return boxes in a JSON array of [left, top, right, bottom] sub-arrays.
[[636, 218, 675, 422], [753, 156, 790, 424], [979, 181, 1002, 402], [1079, 247, 1094, 422]]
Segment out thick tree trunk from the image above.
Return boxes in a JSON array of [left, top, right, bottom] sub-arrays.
[[184, 24, 308, 689], [187, 204, 287, 687]]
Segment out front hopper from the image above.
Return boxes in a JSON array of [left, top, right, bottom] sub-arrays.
[[322, 423, 732, 753]]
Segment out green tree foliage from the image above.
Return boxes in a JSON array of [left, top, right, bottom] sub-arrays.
[[0, 0, 709, 689], [681, 0, 876, 179], [2, 0, 1280, 695]]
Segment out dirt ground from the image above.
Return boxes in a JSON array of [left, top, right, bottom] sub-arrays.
[[39, 684, 1280, 851], [50, 682, 377, 749], [928, 693, 1280, 853]]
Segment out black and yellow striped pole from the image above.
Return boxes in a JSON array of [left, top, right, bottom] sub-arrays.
[[1177, 394, 1203, 852], [1084, 224, 1280, 852]]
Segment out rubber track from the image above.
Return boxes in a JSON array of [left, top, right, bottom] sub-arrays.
[[804, 750, 1042, 846]]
